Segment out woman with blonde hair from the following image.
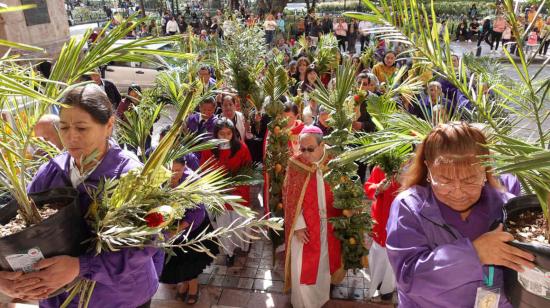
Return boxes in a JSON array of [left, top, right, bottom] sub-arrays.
[[264, 13, 277, 45], [386, 122, 535, 307]]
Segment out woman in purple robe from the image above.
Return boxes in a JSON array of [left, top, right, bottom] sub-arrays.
[[160, 156, 218, 304], [0, 84, 160, 307], [386, 122, 535, 307]]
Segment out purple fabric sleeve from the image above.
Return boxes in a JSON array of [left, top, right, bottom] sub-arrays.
[[386, 193, 485, 301], [499, 173, 521, 196], [182, 203, 207, 232], [78, 247, 159, 285]]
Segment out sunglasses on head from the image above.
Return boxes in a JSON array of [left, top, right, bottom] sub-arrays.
[[299, 146, 317, 153]]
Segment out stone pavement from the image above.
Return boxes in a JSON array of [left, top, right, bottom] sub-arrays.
[[1, 185, 395, 308], [0, 239, 394, 308]]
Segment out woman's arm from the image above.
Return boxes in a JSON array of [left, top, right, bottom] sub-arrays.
[[365, 167, 385, 200], [386, 194, 485, 297]]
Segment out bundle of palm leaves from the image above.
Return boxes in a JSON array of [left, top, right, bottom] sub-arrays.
[[310, 60, 372, 270], [344, 0, 550, 232], [0, 8, 283, 306], [258, 62, 291, 258], [370, 150, 408, 177], [313, 34, 340, 75], [222, 22, 267, 112]]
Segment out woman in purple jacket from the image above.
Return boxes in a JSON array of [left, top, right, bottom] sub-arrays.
[[386, 122, 534, 307], [160, 156, 218, 304], [4, 84, 160, 307]]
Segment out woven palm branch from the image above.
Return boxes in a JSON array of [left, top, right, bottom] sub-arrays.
[[309, 59, 372, 270], [313, 33, 339, 75]]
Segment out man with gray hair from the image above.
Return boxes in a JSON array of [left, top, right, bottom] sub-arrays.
[[282, 125, 342, 308], [34, 114, 63, 150]]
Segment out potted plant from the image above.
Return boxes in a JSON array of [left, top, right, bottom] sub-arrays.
[[0, 4, 87, 280], [345, 0, 550, 305], [0, 11, 283, 305]]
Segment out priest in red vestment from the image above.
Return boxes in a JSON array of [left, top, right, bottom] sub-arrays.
[[282, 126, 342, 308]]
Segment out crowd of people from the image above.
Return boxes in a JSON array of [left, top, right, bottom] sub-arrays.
[[0, 2, 546, 308], [451, 4, 550, 56]]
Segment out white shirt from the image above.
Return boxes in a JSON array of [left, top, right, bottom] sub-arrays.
[[264, 20, 277, 31], [358, 21, 373, 34], [70, 157, 100, 188], [166, 20, 179, 34]]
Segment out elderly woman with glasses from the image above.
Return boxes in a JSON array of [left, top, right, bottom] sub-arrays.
[[386, 122, 534, 308]]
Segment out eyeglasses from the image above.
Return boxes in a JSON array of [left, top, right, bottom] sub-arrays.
[[428, 170, 486, 194], [299, 146, 317, 153]]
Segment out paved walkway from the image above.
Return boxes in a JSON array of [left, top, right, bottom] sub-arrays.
[[1, 185, 394, 308]]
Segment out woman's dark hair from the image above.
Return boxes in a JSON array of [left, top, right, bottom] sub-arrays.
[[128, 83, 142, 95], [222, 94, 236, 104], [383, 51, 396, 67], [304, 65, 318, 81], [160, 125, 172, 139], [212, 117, 242, 158], [61, 84, 113, 124], [301, 65, 319, 92], [173, 155, 187, 166], [37, 61, 52, 79], [283, 102, 299, 116], [200, 97, 216, 106]]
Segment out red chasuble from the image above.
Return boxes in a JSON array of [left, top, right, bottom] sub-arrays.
[[200, 142, 252, 209], [282, 153, 342, 292]]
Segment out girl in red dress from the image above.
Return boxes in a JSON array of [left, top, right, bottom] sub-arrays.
[[200, 118, 252, 266]]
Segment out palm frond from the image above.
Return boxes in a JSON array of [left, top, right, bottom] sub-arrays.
[[116, 100, 164, 161], [346, 0, 550, 222]]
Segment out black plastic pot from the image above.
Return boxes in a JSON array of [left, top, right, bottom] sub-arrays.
[[503, 194, 550, 308], [0, 187, 88, 271]]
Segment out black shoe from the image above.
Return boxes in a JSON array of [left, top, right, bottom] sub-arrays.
[[186, 290, 200, 305], [380, 292, 393, 301], [226, 255, 235, 267], [175, 290, 188, 302]]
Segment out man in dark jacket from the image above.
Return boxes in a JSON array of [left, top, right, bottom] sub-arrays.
[[84, 70, 122, 109], [354, 73, 378, 133], [321, 15, 333, 34], [354, 73, 379, 183]]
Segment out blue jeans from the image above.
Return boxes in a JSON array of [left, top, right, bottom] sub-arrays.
[[265, 30, 275, 45]]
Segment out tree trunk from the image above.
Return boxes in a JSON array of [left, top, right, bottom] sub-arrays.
[[140, 0, 146, 17], [269, 0, 289, 14]]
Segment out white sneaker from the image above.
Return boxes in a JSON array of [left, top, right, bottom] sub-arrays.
[[468, 39, 472, 43]]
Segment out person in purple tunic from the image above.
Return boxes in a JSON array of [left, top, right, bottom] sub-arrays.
[[3, 84, 160, 307], [187, 97, 217, 140], [386, 122, 535, 308], [160, 156, 218, 305]]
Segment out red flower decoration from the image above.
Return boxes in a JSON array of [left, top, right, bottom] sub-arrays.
[[354, 95, 360, 102], [144, 212, 164, 228]]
